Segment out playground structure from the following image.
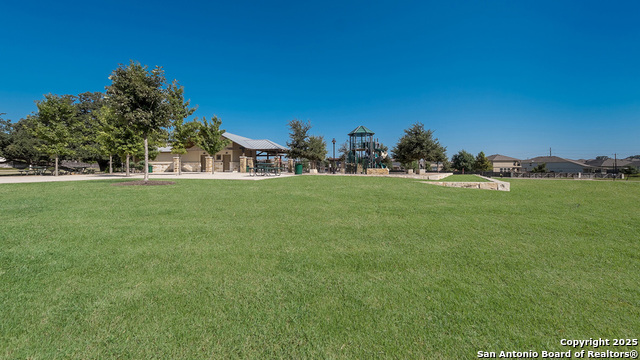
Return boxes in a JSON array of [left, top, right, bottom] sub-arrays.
[[346, 126, 388, 174]]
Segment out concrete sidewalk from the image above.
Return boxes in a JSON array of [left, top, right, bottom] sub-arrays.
[[0, 171, 295, 184]]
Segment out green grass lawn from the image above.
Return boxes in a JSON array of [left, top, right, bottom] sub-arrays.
[[1, 177, 639, 358], [439, 174, 489, 182]]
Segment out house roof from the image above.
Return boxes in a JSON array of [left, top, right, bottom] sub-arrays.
[[522, 156, 592, 168], [584, 158, 632, 167], [348, 125, 375, 136], [487, 154, 520, 162]]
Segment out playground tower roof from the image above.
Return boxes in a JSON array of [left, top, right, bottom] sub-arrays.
[[348, 125, 375, 136]]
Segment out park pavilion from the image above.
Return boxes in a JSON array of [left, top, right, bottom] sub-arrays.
[[150, 132, 288, 173]]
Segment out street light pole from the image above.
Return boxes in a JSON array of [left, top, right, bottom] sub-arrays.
[[332, 138, 336, 174]]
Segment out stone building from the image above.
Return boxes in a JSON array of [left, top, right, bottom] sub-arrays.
[[150, 132, 288, 173]]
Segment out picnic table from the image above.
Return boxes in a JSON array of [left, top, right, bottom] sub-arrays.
[[249, 164, 284, 177], [19, 166, 50, 175]]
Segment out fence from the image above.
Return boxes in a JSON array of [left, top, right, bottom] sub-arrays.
[[511, 172, 624, 179]]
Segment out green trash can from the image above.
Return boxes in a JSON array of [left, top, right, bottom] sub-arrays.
[[148, 165, 153, 173], [295, 163, 303, 175]]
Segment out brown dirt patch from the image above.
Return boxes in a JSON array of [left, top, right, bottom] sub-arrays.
[[111, 180, 176, 186]]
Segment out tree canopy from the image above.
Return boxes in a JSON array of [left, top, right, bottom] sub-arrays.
[[106, 61, 175, 181], [306, 135, 327, 169], [392, 122, 443, 168], [168, 80, 198, 160], [531, 163, 548, 173], [196, 116, 231, 173], [30, 94, 79, 175], [473, 151, 492, 172], [0, 114, 11, 159], [286, 119, 311, 161], [451, 150, 475, 173]]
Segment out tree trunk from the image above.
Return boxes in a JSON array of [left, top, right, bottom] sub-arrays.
[[179, 154, 182, 176], [126, 155, 130, 177], [109, 155, 113, 174], [144, 136, 149, 182], [55, 155, 59, 177], [211, 158, 215, 174]]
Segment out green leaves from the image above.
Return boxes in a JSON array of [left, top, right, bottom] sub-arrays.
[[473, 151, 492, 172], [286, 119, 311, 161], [31, 94, 78, 158], [451, 150, 475, 172], [392, 122, 445, 167], [105, 61, 172, 137], [196, 116, 231, 164]]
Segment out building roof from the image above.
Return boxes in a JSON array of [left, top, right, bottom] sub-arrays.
[[487, 154, 520, 162], [522, 156, 592, 168], [222, 132, 288, 151], [584, 158, 632, 168], [158, 132, 288, 153], [348, 125, 375, 136]]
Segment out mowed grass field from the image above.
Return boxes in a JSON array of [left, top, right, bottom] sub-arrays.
[[1, 176, 639, 358]]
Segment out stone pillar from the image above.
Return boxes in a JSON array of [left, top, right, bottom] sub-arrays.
[[239, 156, 247, 173], [288, 159, 294, 173], [173, 156, 180, 175], [247, 157, 254, 169], [205, 156, 213, 173]]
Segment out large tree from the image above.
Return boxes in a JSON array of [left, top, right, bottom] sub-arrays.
[[286, 119, 311, 161], [96, 105, 144, 176], [168, 80, 198, 175], [306, 135, 327, 170], [392, 122, 443, 170], [0, 114, 11, 159], [2, 118, 46, 164], [30, 94, 78, 176], [473, 151, 492, 172], [432, 144, 448, 172], [74, 92, 107, 167], [106, 61, 173, 182], [196, 116, 230, 174], [451, 150, 474, 173]]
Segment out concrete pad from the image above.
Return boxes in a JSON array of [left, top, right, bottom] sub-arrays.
[[0, 171, 295, 185]]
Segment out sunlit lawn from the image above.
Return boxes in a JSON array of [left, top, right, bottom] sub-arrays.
[[1, 177, 638, 358]]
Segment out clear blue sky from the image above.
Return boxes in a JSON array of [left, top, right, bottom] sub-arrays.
[[1, 0, 639, 160]]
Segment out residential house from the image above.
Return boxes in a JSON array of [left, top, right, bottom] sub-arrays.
[[584, 158, 639, 173], [521, 156, 593, 173], [487, 154, 521, 173]]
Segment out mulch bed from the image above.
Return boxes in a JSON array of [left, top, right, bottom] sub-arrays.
[[111, 180, 176, 186]]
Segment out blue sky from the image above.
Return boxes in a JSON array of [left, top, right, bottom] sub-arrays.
[[1, 0, 639, 160]]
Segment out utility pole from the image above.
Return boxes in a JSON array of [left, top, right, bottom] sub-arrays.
[[549, 147, 552, 156]]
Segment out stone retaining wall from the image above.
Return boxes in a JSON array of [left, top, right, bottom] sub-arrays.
[[367, 168, 390, 175], [421, 175, 510, 192]]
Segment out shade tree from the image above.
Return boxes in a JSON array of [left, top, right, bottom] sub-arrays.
[[30, 94, 79, 176], [196, 116, 231, 174], [473, 151, 492, 172], [451, 150, 475, 173], [106, 61, 174, 182], [392, 122, 443, 171]]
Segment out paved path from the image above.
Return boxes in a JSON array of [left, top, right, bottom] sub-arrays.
[[0, 172, 295, 184]]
